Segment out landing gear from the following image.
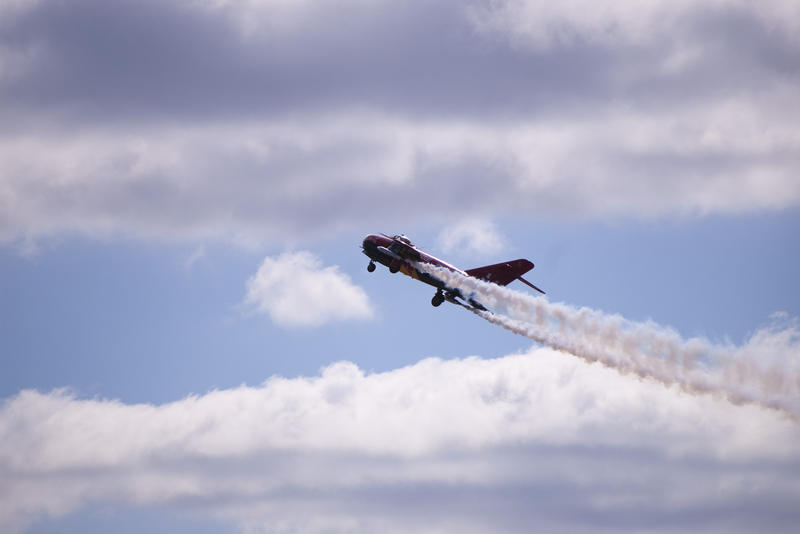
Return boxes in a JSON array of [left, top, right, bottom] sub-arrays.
[[367, 261, 376, 273], [431, 290, 445, 307]]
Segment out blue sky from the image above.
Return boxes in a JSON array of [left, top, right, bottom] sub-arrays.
[[1, 1, 800, 533], [3, 213, 799, 405]]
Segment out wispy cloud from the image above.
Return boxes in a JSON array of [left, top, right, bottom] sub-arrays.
[[437, 219, 510, 259], [244, 251, 373, 327], [1, 348, 798, 534]]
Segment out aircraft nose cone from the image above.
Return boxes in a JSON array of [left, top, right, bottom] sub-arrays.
[[362, 234, 391, 251], [362, 234, 379, 252]]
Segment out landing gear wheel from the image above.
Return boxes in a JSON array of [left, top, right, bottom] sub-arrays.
[[431, 291, 445, 307], [367, 262, 376, 272]]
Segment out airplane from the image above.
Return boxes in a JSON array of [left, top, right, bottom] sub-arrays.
[[362, 233, 545, 311]]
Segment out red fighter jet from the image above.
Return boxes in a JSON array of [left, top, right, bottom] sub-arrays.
[[362, 234, 545, 311]]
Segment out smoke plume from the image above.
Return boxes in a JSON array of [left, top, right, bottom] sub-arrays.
[[419, 264, 800, 419]]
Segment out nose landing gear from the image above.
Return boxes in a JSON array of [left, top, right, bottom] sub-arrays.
[[367, 261, 376, 272]]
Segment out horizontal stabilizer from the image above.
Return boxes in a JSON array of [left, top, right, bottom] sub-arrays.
[[518, 276, 545, 295]]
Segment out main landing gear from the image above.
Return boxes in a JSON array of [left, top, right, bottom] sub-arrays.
[[367, 261, 376, 272], [431, 290, 445, 307]]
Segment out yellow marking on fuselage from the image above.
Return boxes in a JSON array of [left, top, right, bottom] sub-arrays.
[[400, 263, 420, 280]]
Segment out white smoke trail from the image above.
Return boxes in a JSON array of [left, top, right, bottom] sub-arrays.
[[418, 263, 800, 419]]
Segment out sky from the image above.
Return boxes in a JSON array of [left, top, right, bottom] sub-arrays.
[[1, 0, 800, 533]]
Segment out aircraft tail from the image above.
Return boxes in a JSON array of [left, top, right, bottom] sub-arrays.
[[465, 259, 545, 294]]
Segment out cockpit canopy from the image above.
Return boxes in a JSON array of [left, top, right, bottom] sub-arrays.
[[393, 235, 414, 246]]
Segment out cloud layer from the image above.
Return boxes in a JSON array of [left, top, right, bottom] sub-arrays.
[[244, 251, 373, 327], [1, 347, 799, 534], [1, 0, 799, 245]]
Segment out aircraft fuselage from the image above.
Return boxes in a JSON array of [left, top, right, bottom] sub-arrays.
[[362, 233, 542, 310]]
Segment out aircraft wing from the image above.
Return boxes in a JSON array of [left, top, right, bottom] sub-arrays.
[[465, 259, 534, 286], [465, 259, 545, 294]]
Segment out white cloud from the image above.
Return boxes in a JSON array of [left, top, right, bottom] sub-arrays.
[[1, 348, 798, 533], [244, 251, 373, 327], [436, 219, 509, 259]]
